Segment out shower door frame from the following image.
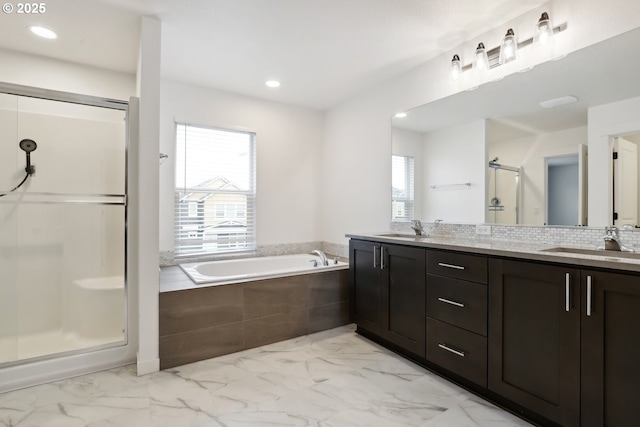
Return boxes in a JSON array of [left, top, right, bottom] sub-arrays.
[[0, 81, 136, 391]]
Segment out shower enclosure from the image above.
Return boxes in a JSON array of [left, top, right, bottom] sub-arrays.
[[0, 84, 129, 371], [487, 158, 521, 224]]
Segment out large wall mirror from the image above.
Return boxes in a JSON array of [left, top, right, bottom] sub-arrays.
[[392, 27, 640, 228]]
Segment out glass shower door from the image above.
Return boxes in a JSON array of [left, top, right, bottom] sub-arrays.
[[0, 94, 127, 365]]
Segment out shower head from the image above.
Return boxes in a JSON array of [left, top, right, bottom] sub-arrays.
[[19, 139, 37, 153], [19, 139, 37, 174]]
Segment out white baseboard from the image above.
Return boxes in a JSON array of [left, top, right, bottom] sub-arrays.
[[136, 357, 160, 376]]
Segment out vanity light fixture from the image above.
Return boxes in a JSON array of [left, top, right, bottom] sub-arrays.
[[265, 80, 281, 88], [448, 12, 564, 81], [29, 25, 58, 40], [473, 43, 489, 71], [499, 29, 518, 64], [450, 54, 462, 80], [534, 12, 554, 46], [394, 112, 407, 118]]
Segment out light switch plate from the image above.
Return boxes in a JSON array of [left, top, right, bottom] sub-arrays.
[[476, 225, 492, 235]]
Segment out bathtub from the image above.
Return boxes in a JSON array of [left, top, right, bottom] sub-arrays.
[[180, 253, 348, 285]]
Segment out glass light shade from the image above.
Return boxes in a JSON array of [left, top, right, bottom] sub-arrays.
[[473, 43, 489, 71], [499, 29, 517, 64], [450, 54, 462, 80], [534, 12, 554, 45]]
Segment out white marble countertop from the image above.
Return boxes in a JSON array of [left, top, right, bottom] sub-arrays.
[[346, 232, 640, 273]]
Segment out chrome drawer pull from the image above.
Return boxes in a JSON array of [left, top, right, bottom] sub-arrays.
[[438, 343, 465, 357], [438, 262, 465, 270], [437, 297, 465, 308]]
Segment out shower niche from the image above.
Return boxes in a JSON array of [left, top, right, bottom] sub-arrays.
[[0, 90, 128, 366]]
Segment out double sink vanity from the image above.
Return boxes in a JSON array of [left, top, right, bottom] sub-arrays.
[[346, 230, 640, 427]]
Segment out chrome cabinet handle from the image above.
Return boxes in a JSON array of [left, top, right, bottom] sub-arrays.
[[586, 275, 592, 317], [373, 246, 378, 268], [437, 297, 465, 308], [438, 343, 465, 357], [565, 273, 570, 312], [380, 246, 385, 270], [438, 262, 465, 270]]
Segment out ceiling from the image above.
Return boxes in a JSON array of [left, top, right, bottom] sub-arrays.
[[0, 0, 549, 110]]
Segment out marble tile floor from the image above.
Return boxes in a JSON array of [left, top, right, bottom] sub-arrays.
[[0, 324, 533, 427]]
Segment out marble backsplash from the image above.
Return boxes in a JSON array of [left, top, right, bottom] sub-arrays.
[[391, 221, 640, 250]]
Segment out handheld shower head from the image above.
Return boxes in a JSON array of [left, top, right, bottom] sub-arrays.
[[20, 139, 37, 153], [19, 139, 37, 174]]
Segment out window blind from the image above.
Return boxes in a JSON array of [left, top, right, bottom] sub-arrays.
[[391, 155, 415, 221], [174, 123, 256, 256]]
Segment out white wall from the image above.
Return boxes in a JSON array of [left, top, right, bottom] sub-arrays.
[[588, 96, 640, 226], [422, 121, 486, 223], [159, 80, 324, 254], [321, 0, 640, 245]]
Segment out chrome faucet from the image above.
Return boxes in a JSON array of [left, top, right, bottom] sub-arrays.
[[312, 249, 329, 266], [600, 226, 634, 252], [411, 220, 426, 236]]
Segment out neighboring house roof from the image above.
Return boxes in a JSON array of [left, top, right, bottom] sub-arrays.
[[180, 176, 244, 202], [392, 186, 407, 199]]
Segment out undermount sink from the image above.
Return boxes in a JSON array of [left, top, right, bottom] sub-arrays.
[[541, 247, 640, 260], [376, 233, 430, 239]]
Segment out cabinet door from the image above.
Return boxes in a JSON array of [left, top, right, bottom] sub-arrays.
[[488, 259, 580, 427], [349, 240, 381, 334], [581, 270, 640, 427], [380, 244, 426, 357]]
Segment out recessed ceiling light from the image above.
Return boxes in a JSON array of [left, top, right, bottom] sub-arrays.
[[539, 95, 578, 109], [29, 26, 58, 39], [265, 80, 281, 88], [394, 112, 407, 118]]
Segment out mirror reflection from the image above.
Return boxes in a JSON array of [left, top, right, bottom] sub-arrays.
[[392, 28, 640, 227]]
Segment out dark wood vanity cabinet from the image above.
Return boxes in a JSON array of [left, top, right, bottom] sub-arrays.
[[426, 250, 488, 387], [490, 260, 640, 427], [580, 269, 640, 427], [489, 258, 581, 427], [349, 240, 425, 357], [350, 240, 381, 334], [350, 237, 640, 427]]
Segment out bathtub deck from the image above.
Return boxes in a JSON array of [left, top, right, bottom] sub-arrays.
[[159, 266, 350, 369]]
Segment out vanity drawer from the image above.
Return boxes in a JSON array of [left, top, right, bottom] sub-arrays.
[[427, 250, 487, 284], [426, 274, 487, 336], [426, 318, 487, 387]]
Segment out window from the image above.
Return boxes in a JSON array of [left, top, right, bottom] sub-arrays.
[[175, 123, 256, 256], [392, 155, 415, 221]]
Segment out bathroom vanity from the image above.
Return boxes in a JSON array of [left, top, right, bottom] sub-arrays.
[[346, 233, 640, 427]]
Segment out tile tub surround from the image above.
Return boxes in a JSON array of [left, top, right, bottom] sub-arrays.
[[0, 325, 533, 427], [159, 267, 350, 369]]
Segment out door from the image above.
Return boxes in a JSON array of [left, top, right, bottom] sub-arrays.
[[578, 144, 588, 226], [380, 244, 426, 357], [581, 270, 640, 427], [488, 259, 580, 427], [613, 137, 638, 226], [349, 240, 381, 334]]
